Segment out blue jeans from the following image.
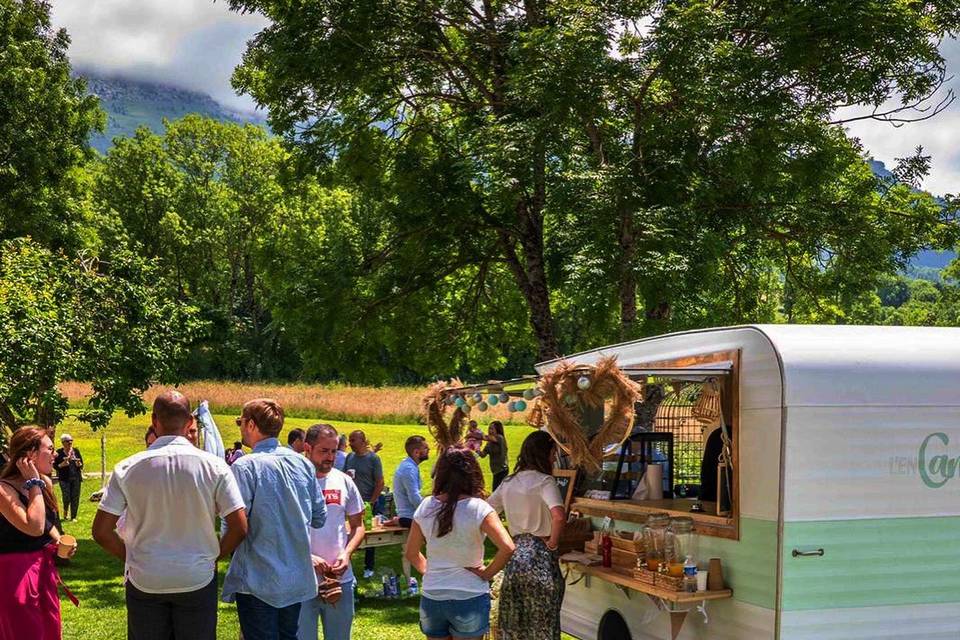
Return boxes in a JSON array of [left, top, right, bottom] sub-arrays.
[[419, 594, 491, 638], [235, 593, 301, 640], [296, 580, 355, 640]]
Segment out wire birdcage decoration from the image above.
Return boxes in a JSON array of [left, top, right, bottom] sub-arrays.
[[653, 382, 705, 485]]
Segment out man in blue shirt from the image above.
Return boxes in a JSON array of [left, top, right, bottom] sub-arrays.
[[222, 399, 326, 639], [392, 435, 429, 528]]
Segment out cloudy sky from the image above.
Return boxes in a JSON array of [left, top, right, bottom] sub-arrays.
[[50, 1, 960, 195]]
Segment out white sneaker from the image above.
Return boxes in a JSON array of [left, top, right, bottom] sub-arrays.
[[363, 569, 375, 579]]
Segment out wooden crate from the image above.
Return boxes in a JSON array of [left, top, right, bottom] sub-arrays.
[[585, 541, 641, 570]]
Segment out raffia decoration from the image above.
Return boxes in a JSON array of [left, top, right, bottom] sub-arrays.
[[529, 356, 643, 471], [421, 380, 467, 450]]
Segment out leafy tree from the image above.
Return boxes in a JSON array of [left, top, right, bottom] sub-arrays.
[[229, 0, 960, 360], [93, 116, 297, 378], [0, 239, 204, 447], [0, 0, 104, 248]]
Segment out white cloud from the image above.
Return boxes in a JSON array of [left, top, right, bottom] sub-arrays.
[[842, 38, 960, 197], [50, 0, 268, 112]]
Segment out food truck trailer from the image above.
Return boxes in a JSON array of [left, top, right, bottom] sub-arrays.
[[538, 324, 960, 640]]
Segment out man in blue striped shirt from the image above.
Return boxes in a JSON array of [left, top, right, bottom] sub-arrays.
[[222, 399, 326, 639]]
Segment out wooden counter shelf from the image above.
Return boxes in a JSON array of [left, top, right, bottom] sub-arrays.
[[571, 497, 738, 539], [560, 560, 732, 639]]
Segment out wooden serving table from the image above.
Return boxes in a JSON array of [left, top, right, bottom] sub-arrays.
[[560, 559, 732, 640]]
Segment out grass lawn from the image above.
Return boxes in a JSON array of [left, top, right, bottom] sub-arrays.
[[57, 411, 568, 639]]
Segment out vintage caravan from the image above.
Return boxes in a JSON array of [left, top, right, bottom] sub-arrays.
[[537, 325, 960, 640]]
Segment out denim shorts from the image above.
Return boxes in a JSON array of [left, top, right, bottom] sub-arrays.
[[419, 593, 491, 638]]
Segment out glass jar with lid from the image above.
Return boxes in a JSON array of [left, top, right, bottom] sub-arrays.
[[642, 512, 671, 572], [667, 516, 698, 577]]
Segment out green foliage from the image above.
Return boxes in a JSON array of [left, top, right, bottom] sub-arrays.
[[229, 0, 960, 360], [92, 116, 298, 379], [0, 239, 204, 440], [0, 0, 104, 249]]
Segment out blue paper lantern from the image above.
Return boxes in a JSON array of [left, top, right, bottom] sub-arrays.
[[454, 396, 466, 408], [472, 392, 484, 403], [461, 403, 471, 414], [499, 393, 510, 404], [477, 401, 489, 412], [488, 394, 499, 406], [577, 376, 592, 390], [514, 400, 527, 412], [523, 388, 536, 401]]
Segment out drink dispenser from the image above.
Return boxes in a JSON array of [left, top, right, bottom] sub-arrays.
[[668, 516, 698, 577], [642, 512, 671, 572]]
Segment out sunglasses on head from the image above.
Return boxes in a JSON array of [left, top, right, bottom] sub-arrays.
[[235, 417, 244, 427]]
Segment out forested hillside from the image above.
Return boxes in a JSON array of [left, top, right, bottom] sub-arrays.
[[80, 71, 266, 153]]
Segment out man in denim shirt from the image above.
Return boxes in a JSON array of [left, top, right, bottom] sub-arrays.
[[393, 435, 428, 528], [222, 399, 326, 639]]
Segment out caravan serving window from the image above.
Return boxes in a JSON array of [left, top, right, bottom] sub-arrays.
[[571, 349, 741, 540]]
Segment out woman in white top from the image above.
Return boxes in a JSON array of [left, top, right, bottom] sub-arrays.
[[487, 430, 566, 640], [405, 447, 515, 640]]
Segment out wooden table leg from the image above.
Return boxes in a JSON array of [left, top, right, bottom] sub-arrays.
[[669, 611, 687, 640]]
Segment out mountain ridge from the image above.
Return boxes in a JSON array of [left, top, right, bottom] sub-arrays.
[[78, 70, 267, 153]]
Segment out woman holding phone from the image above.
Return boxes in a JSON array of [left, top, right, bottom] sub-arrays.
[[0, 427, 73, 640]]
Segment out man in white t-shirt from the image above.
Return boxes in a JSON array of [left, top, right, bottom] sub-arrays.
[[299, 423, 366, 640], [92, 390, 249, 640]]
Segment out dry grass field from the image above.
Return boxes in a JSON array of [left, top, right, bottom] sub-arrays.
[[61, 380, 525, 425]]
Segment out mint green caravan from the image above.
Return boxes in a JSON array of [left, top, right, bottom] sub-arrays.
[[540, 325, 960, 640]]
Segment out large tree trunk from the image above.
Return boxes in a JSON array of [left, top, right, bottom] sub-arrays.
[[499, 144, 560, 362], [618, 207, 638, 339], [501, 231, 559, 362], [0, 400, 18, 434]]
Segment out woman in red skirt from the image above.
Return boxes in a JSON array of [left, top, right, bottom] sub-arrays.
[[0, 426, 73, 640]]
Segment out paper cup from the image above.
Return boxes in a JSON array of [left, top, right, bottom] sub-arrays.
[[57, 534, 77, 559], [696, 570, 708, 592]]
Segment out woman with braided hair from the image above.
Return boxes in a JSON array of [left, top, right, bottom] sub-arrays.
[[405, 447, 515, 640]]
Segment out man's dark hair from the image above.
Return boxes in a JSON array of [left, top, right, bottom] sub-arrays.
[[152, 391, 192, 435], [287, 428, 306, 446], [233, 441, 243, 449], [305, 423, 338, 445], [405, 435, 427, 455], [242, 398, 284, 438]]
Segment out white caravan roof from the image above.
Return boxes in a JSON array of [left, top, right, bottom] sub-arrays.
[[538, 324, 960, 409]]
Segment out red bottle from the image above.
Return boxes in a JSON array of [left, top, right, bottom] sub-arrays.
[[601, 532, 613, 568]]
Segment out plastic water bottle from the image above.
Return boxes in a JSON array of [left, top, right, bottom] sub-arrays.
[[408, 577, 419, 596], [683, 555, 698, 593], [388, 574, 399, 598]]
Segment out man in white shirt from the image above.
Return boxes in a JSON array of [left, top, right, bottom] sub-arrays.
[[92, 390, 249, 640], [299, 424, 365, 640]]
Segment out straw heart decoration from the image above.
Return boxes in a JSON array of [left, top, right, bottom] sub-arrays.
[[527, 356, 643, 471]]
